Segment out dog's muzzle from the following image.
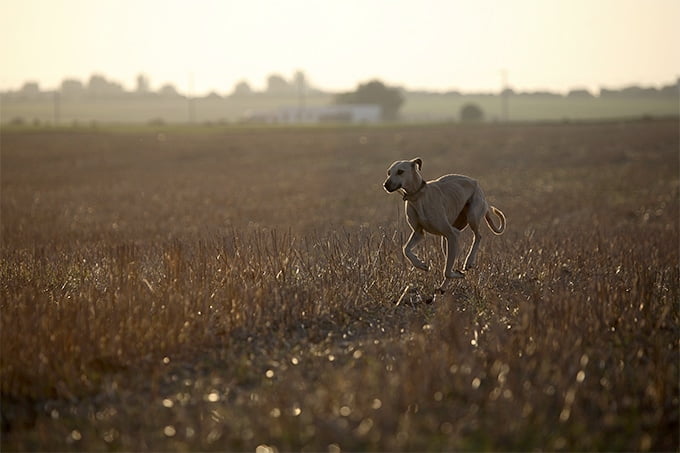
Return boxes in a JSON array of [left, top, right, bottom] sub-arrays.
[[383, 179, 400, 192], [384, 179, 400, 193]]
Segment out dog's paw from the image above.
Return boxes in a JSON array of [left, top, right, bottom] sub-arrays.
[[415, 262, 430, 272], [446, 269, 466, 279]]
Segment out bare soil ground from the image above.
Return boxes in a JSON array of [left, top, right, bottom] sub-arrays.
[[1, 120, 678, 450]]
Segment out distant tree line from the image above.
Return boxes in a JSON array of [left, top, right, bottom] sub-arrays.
[[408, 79, 679, 100], [2, 71, 326, 101], [3, 73, 677, 102], [6, 74, 184, 101]]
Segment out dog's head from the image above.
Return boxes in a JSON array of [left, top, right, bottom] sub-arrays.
[[383, 158, 423, 193]]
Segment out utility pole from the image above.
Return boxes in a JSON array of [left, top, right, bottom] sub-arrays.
[[188, 73, 196, 123], [53, 91, 60, 126], [295, 71, 306, 122], [500, 69, 509, 122]]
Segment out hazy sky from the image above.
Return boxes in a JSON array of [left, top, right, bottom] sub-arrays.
[[1, 0, 679, 95]]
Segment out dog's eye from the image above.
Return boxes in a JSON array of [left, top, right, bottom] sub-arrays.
[[397, 169, 404, 175]]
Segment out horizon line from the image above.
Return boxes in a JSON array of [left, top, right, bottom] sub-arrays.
[[2, 73, 679, 98]]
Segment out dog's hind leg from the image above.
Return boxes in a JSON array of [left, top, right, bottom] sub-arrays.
[[438, 229, 465, 292], [463, 195, 487, 270], [464, 223, 482, 271], [442, 229, 465, 280]]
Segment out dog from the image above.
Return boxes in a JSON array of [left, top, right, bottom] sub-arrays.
[[384, 157, 505, 292]]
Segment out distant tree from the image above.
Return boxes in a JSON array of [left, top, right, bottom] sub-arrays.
[[600, 85, 660, 98], [293, 70, 308, 108], [521, 91, 561, 98], [19, 82, 40, 98], [266, 74, 291, 94], [567, 88, 594, 98], [233, 80, 253, 96], [88, 74, 109, 96], [659, 79, 679, 98], [88, 74, 123, 97], [621, 85, 659, 97], [136, 74, 150, 94], [335, 80, 404, 121], [460, 103, 484, 123], [293, 71, 307, 92], [159, 83, 181, 97], [61, 79, 84, 97]]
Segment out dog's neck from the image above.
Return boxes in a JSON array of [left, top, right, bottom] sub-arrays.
[[402, 180, 427, 201]]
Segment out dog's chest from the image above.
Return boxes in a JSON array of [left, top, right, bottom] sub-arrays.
[[407, 199, 448, 234]]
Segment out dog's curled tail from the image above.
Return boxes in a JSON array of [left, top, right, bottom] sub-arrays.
[[485, 206, 506, 235]]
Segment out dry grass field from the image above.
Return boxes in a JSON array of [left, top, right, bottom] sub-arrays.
[[1, 120, 678, 451]]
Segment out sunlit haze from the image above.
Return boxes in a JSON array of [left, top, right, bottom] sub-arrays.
[[1, 0, 679, 95]]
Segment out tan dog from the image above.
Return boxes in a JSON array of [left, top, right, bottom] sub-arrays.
[[384, 157, 506, 292]]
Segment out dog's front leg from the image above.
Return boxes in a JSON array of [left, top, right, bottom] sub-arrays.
[[403, 229, 429, 271]]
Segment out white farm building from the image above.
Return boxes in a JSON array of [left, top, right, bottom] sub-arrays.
[[244, 104, 382, 124]]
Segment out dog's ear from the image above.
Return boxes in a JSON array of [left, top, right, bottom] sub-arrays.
[[411, 158, 422, 170]]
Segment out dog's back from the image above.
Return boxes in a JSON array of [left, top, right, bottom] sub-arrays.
[[429, 174, 479, 205]]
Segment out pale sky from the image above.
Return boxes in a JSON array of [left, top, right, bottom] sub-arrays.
[[1, 0, 679, 95]]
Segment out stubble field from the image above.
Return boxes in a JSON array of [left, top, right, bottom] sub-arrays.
[[1, 120, 678, 451]]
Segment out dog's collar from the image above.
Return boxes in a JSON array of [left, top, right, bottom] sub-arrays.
[[402, 180, 427, 201]]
